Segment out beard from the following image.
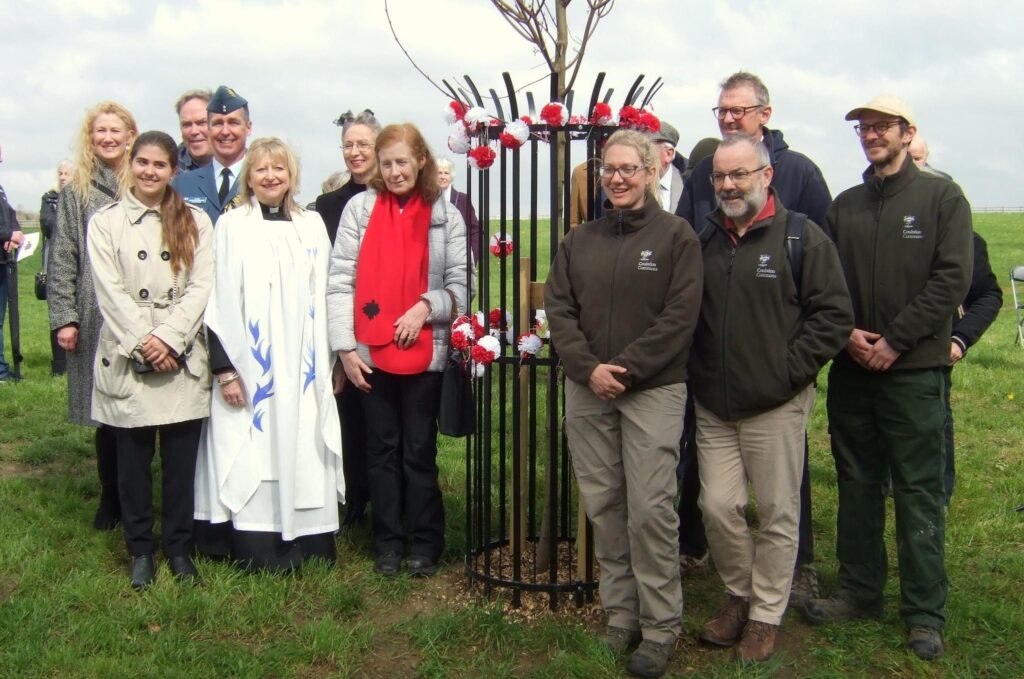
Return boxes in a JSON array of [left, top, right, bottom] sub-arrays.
[[716, 181, 768, 222]]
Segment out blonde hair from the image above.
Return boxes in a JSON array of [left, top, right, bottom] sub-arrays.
[[70, 101, 138, 203], [239, 137, 302, 218], [603, 129, 661, 204]]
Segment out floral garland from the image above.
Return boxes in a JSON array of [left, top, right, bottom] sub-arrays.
[[489, 233, 514, 257], [444, 99, 661, 170]]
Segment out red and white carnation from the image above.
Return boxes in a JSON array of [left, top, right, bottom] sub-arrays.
[[468, 145, 496, 170], [489, 233, 514, 257], [445, 100, 467, 125], [540, 102, 569, 127], [590, 102, 614, 125], [499, 118, 530, 149], [516, 332, 543, 358], [448, 124, 472, 154], [463, 106, 491, 132]]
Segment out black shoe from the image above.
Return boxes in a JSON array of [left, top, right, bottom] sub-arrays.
[[374, 552, 402, 577], [130, 555, 156, 590], [168, 556, 200, 584], [406, 554, 438, 577]]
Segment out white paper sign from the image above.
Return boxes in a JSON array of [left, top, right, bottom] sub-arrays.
[[16, 232, 39, 262]]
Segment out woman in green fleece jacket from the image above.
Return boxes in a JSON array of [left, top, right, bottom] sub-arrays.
[[545, 129, 703, 679]]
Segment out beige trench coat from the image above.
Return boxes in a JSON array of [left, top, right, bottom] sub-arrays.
[[86, 191, 215, 427]]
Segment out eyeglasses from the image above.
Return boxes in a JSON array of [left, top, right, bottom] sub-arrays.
[[710, 165, 768, 186], [853, 120, 902, 137], [712, 105, 763, 120], [599, 164, 642, 179], [342, 141, 375, 153]]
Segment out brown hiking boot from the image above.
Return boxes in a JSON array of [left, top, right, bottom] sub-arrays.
[[736, 620, 778, 662], [601, 625, 642, 654], [803, 593, 884, 625], [626, 639, 675, 678], [907, 626, 944, 661], [699, 594, 749, 647], [788, 564, 820, 609]]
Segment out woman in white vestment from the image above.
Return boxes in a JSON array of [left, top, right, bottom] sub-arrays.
[[194, 137, 344, 572]]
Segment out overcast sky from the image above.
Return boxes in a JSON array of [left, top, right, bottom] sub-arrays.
[[1, 0, 1020, 214]]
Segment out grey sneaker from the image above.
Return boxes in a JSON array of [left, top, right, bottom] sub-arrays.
[[602, 625, 642, 654], [907, 626, 944, 661], [626, 639, 675, 678], [788, 564, 820, 609], [678, 552, 709, 577], [803, 593, 884, 625]]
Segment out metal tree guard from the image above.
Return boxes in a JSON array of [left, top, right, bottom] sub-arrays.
[[451, 72, 662, 609]]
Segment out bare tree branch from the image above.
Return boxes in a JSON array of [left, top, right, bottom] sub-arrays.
[[491, 0, 615, 100], [384, 0, 452, 99]]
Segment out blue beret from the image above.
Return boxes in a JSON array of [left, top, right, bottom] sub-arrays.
[[208, 85, 248, 115]]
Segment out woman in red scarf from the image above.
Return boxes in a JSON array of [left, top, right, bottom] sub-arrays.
[[326, 123, 470, 577]]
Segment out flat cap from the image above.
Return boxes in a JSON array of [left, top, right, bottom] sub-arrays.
[[652, 122, 680, 147]]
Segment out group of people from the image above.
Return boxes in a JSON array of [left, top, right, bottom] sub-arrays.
[[29, 86, 469, 592], [0, 69, 998, 677], [547, 72, 998, 677]]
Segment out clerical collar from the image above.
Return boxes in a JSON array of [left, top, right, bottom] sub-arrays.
[[259, 202, 289, 221]]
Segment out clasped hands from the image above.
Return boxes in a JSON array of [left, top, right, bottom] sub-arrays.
[[845, 329, 900, 371]]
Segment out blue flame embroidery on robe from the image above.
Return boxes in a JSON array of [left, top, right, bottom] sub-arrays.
[[249, 320, 271, 375], [303, 346, 316, 393], [248, 318, 275, 431]]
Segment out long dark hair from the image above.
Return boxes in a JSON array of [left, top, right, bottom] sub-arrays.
[[129, 131, 199, 272]]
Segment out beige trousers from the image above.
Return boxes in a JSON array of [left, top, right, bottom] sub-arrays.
[[694, 386, 814, 625], [565, 379, 686, 643]]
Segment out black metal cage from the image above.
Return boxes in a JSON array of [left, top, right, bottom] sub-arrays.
[[453, 72, 661, 609]]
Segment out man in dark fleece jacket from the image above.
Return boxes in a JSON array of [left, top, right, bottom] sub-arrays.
[[804, 96, 973, 664], [689, 135, 851, 663], [674, 72, 831, 606]]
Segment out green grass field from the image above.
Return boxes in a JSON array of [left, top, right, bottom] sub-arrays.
[[1, 214, 1022, 677]]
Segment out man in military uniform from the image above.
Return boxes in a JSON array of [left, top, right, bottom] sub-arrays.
[[172, 86, 251, 224]]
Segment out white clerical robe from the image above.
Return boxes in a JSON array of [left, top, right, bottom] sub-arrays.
[[194, 201, 344, 540]]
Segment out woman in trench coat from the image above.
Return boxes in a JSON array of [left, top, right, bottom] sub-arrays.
[[87, 130, 214, 589]]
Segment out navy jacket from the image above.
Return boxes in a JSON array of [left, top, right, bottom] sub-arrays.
[[171, 163, 239, 225], [952, 232, 1002, 354], [676, 127, 831, 239]]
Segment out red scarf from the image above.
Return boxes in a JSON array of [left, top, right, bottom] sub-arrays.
[[354, 191, 433, 374]]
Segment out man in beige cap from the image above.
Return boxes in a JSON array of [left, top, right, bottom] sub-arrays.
[[804, 95, 973, 662]]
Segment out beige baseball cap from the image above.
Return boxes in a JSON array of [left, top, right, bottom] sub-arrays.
[[845, 94, 916, 127]]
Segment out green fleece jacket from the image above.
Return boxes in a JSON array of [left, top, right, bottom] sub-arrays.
[[826, 155, 973, 370], [544, 194, 703, 392], [689, 192, 854, 421]]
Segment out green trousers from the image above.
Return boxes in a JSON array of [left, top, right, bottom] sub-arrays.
[[826, 358, 948, 630]]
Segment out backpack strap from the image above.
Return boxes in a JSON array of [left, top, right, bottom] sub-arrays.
[[785, 210, 807, 299]]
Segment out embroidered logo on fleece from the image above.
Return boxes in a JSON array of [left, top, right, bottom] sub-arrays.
[[756, 253, 778, 280], [902, 214, 923, 239], [637, 249, 658, 272]]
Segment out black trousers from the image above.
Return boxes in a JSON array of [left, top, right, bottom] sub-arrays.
[[114, 419, 202, 558], [678, 390, 815, 565], [360, 370, 445, 560], [337, 386, 369, 517]]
